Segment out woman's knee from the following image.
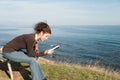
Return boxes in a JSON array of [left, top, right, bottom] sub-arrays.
[[30, 58, 39, 64]]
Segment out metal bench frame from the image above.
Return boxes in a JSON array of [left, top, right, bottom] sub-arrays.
[[0, 46, 13, 80]]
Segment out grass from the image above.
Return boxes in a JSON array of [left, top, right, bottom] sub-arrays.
[[41, 61, 120, 80], [0, 58, 120, 80]]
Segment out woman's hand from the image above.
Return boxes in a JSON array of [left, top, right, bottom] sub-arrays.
[[44, 50, 54, 55]]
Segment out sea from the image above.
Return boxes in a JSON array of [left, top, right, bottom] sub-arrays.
[[0, 25, 120, 70]]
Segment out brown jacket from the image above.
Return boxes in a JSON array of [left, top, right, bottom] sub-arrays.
[[3, 34, 39, 57]]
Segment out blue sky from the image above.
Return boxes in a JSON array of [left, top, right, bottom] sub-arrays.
[[0, 0, 120, 25]]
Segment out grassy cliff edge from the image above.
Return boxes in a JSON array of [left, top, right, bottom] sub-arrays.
[[40, 57, 120, 80], [0, 57, 120, 80]]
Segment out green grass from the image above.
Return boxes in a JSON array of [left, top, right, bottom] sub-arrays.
[[41, 62, 120, 80], [0, 59, 120, 80]]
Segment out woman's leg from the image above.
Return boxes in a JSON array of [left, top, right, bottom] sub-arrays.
[[3, 51, 45, 80]]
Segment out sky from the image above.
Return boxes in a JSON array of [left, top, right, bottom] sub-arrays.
[[0, 0, 120, 25]]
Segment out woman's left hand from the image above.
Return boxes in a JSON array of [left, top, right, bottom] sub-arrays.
[[44, 50, 54, 55]]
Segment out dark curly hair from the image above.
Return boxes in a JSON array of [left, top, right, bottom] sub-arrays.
[[34, 22, 51, 34]]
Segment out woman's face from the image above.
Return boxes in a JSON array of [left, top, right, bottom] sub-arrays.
[[40, 32, 51, 41]]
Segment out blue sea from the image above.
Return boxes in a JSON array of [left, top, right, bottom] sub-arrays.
[[0, 25, 120, 70]]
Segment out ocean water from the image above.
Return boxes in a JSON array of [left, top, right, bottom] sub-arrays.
[[0, 25, 120, 70]]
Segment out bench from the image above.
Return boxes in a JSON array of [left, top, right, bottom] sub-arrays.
[[0, 46, 13, 80]]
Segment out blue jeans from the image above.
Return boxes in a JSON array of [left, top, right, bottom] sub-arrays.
[[3, 51, 45, 80]]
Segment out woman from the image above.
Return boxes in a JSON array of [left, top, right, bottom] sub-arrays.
[[2, 22, 53, 80]]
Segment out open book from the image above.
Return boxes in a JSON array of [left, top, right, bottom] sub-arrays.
[[48, 45, 60, 53]]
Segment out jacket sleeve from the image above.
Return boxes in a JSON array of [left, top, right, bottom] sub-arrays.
[[25, 38, 46, 57], [26, 39, 36, 57]]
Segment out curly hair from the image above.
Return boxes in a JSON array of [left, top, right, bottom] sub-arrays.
[[34, 22, 51, 34]]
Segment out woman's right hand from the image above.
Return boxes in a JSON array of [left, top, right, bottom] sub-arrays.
[[43, 50, 54, 55], [47, 50, 54, 55]]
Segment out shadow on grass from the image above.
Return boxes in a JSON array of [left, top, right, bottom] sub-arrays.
[[0, 61, 32, 80]]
